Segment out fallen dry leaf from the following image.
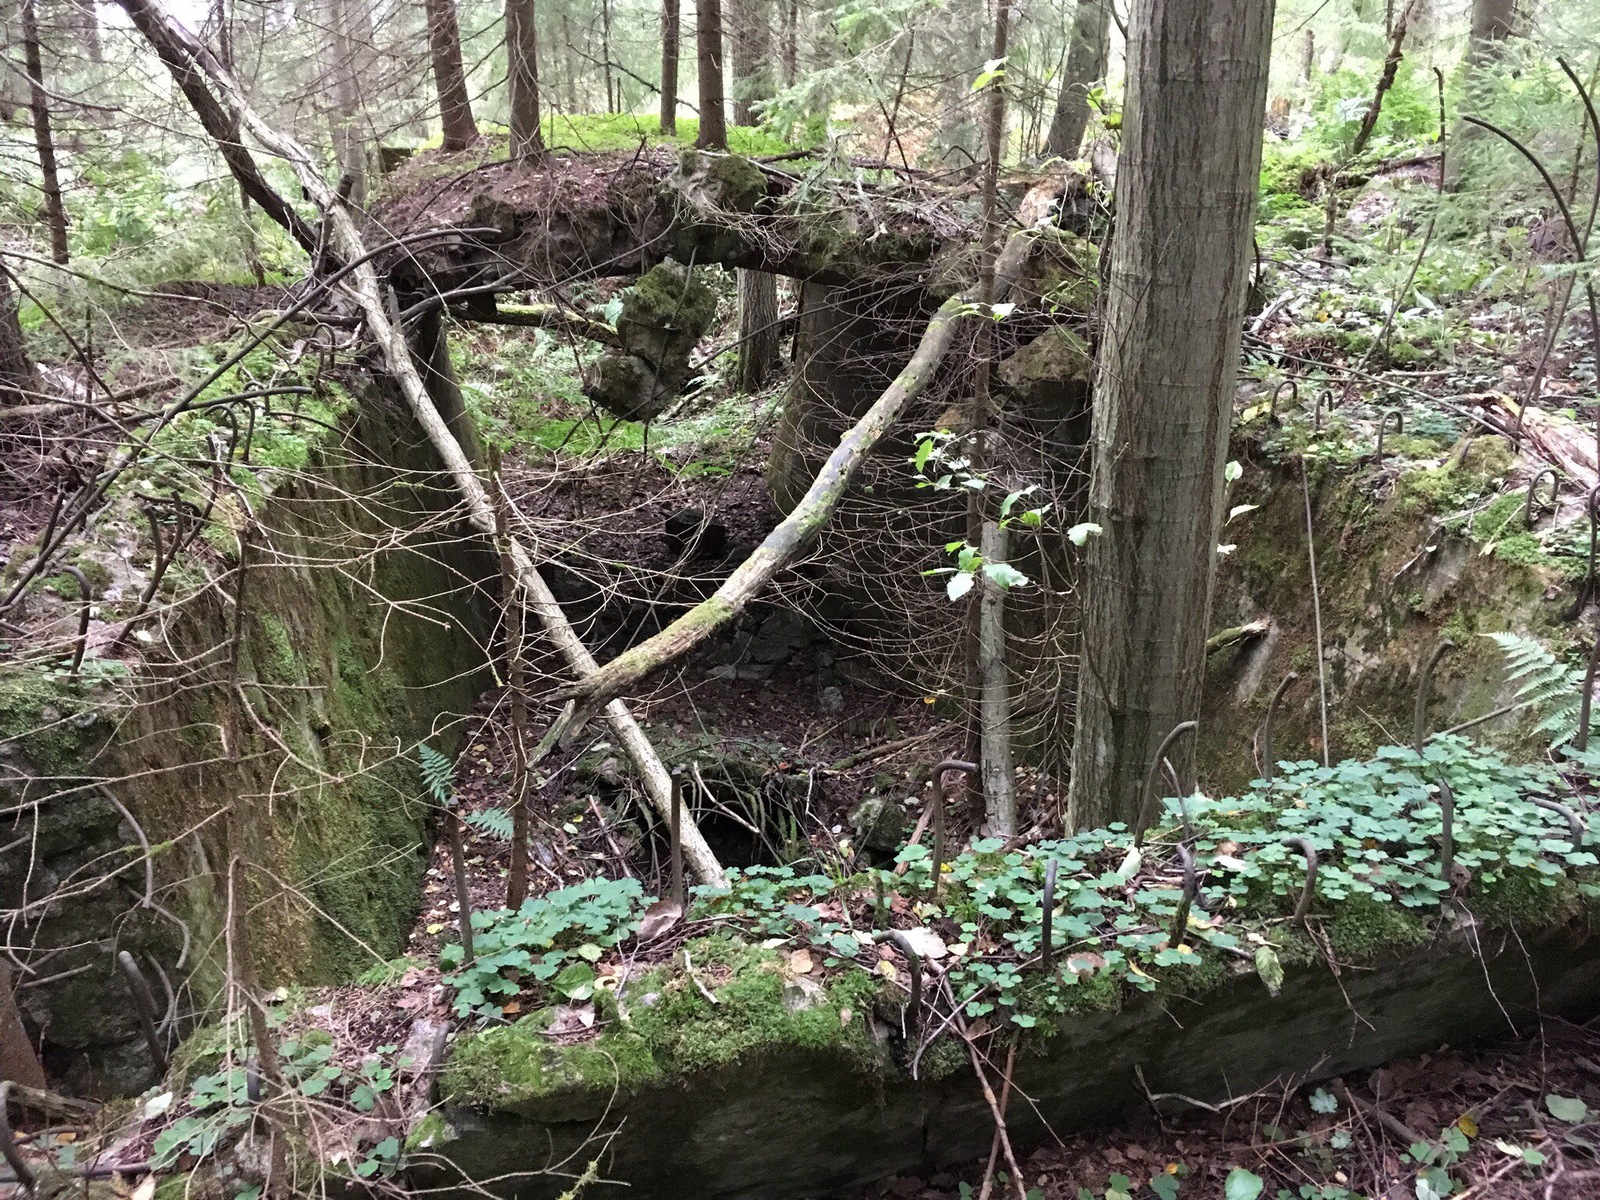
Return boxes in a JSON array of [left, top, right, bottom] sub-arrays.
[[636, 899, 683, 943], [789, 948, 814, 975]]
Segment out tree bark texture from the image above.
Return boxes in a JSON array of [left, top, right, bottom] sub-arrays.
[[0, 964, 47, 1089], [1043, 0, 1110, 161], [780, 0, 797, 86], [1445, 0, 1516, 188], [0, 271, 36, 405], [1067, 0, 1274, 831], [507, 0, 544, 158], [736, 268, 780, 392], [21, 0, 68, 264], [730, 0, 770, 125], [660, 0, 680, 132], [325, 0, 372, 207], [425, 0, 477, 151], [695, 0, 728, 148]]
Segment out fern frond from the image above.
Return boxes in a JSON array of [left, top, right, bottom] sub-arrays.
[[465, 808, 514, 840], [1484, 632, 1586, 747], [416, 743, 456, 806]]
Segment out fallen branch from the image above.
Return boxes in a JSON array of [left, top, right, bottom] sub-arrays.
[[1205, 617, 1271, 655], [120, 0, 725, 884], [552, 294, 969, 734]]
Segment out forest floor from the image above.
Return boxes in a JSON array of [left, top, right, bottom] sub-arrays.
[[5, 148, 1600, 1200]]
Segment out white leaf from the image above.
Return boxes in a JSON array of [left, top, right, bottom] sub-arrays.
[[947, 572, 975, 601], [1227, 504, 1259, 523], [1067, 522, 1103, 547], [981, 562, 1030, 589], [1217, 544, 1237, 556], [1223, 460, 1244, 483]]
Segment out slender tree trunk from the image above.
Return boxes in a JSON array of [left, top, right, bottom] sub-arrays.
[[325, 0, 371, 208], [1446, 0, 1516, 188], [426, 0, 477, 150], [731, 0, 776, 382], [1043, 0, 1110, 160], [781, 0, 797, 86], [21, 0, 67, 265], [71, 0, 102, 61], [1067, 0, 1275, 831], [507, 0, 544, 158], [695, 0, 728, 149], [660, 0, 679, 132], [0, 271, 35, 405], [736, 268, 780, 391], [729, 0, 769, 124], [601, 0, 616, 111], [0, 964, 46, 1089]]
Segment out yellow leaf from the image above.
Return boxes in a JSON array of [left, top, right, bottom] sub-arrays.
[[1457, 1114, 1479, 1139], [876, 960, 898, 982], [789, 949, 814, 975], [1165, 1163, 1181, 1175], [501, 1000, 521, 1015], [923, 696, 938, 704], [426, 923, 444, 935]]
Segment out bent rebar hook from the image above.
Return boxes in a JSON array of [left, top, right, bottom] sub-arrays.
[[928, 759, 980, 895], [873, 930, 922, 1037], [1260, 671, 1300, 787], [1525, 468, 1560, 529], [1133, 722, 1199, 848]]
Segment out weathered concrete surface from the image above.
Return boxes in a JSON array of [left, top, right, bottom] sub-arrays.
[[414, 922, 1600, 1199]]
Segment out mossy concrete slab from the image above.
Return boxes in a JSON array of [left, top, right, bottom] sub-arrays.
[[415, 922, 1600, 1199]]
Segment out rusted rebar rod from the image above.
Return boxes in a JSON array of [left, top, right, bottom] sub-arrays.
[[873, 929, 922, 1036], [116, 950, 169, 1074], [1261, 671, 1299, 786], [61, 565, 92, 677], [1413, 640, 1453, 755], [1525, 468, 1560, 528], [929, 758, 980, 894], [1133, 722, 1198, 847], [1282, 836, 1318, 924]]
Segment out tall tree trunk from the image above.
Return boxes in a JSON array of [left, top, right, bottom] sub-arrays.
[[1067, 0, 1275, 831], [601, 0, 616, 111], [780, 0, 796, 86], [731, 0, 775, 383], [736, 267, 779, 391], [0, 271, 36, 405], [325, 0, 371, 208], [660, 0, 679, 132], [71, 0, 102, 62], [1446, 0, 1516, 188], [1043, 0, 1110, 160], [695, 0, 728, 149], [506, 0, 544, 158], [426, 0, 477, 150], [729, 0, 769, 125], [21, 0, 68, 264]]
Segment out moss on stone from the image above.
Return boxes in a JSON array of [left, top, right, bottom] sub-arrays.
[[1474, 869, 1583, 929], [1324, 894, 1429, 960], [442, 936, 891, 1111]]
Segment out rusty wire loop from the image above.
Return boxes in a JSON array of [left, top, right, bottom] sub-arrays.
[[872, 929, 922, 1036], [928, 759, 980, 894], [0, 1082, 36, 1192], [1281, 836, 1319, 924], [1568, 485, 1600, 620], [1527, 797, 1586, 847], [1133, 722, 1198, 848], [1313, 388, 1336, 433], [1524, 468, 1561, 529], [1374, 409, 1404, 461], [1413, 641, 1454, 755], [116, 950, 169, 1074], [1260, 671, 1300, 787], [1269, 379, 1297, 420], [671, 771, 686, 909], [1040, 858, 1058, 973]]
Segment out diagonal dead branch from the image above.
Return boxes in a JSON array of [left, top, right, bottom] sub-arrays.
[[114, 0, 726, 885]]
